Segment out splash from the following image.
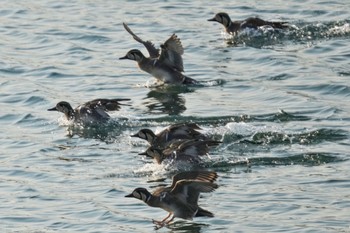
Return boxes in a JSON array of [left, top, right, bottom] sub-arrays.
[[133, 161, 169, 177], [196, 79, 226, 87], [221, 20, 350, 47], [57, 115, 73, 126], [328, 23, 350, 36]]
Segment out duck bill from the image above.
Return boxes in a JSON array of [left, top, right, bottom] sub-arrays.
[[47, 106, 58, 111], [130, 133, 139, 138], [125, 193, 134, 198], [138, 151, 154, 159], [138, 151, 148, 156], [119, 55, 129, 60], [207, 17, 216, 22]]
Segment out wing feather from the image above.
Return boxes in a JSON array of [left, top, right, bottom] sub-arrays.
[[159, 34, 184, 72], [170, 171, 218, 188], [84, 98, 130, 111], [171, 180, 218, 204], [123, 22, 159, 58]]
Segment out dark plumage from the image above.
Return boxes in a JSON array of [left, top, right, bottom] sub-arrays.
[[139, 139, 221, 164], [131, 123, 207, 149], [125, 171, 219, 228], [208, 12, 289, 34], [120, 23, 197, 85], [48, 98, 130, 124]]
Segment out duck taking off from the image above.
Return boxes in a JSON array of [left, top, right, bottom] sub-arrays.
[[120, 23, 197, 85], [208, 12, 289, 35], [48, 98, 130, 124], [125, 171, 219, 229]]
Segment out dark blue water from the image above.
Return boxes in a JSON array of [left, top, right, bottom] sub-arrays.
[[1, 0, 350, 232]]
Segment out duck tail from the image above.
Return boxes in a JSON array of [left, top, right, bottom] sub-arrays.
[[195, 207, 214, 217], [270, 21, 289, 29], [183, 75, 198, 85]]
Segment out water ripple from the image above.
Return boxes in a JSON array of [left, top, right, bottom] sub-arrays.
[[1, 0, 350, 232]]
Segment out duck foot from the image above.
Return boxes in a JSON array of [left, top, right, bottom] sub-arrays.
[[152, 219, 166, 230]]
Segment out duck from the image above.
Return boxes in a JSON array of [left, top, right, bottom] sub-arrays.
[[131, 123, 207, 149], [119, 22, 197, 85], [48, 98, 130, 124], [208, 12, 289, 35], [125, 170, 218, 229], [139, 139, 221, 164]]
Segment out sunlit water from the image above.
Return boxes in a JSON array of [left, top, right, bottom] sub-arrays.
[[1, 0, 350, 232]]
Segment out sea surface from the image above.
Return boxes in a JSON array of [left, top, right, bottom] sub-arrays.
[[1, 0, 350, 232]]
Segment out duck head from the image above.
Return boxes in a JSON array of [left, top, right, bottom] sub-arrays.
[[208, 12, 232, 28], [131, 128, 156, 143], [125, 187, 152, 203], [48, 101, 75, 120], [119, 49, 145, 62]]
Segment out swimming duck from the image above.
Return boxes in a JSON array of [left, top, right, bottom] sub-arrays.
[[125, 170, 218, 229], [208, 12, 289, 35], [131, 123, 207, 149], [120, 23, 197, 85], [48, 98, 130, 124], [139, 139, 221, 164]]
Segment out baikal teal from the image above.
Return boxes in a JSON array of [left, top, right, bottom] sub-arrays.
[[1, 0, 350, 232]]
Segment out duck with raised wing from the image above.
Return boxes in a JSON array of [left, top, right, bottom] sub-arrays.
[[48, 98, 130, 124], [120, 22, 197, 85], [139, 139, 221, 164], [125, 171, 219, 229], [131, 123, 207, 149], [208, 12, 289, 35]]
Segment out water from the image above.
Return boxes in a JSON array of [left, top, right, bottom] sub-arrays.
[[1, 0, 350, 232]]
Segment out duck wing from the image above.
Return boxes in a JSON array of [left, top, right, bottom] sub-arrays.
[[123, 22, 159, 58], [171, 122, 202, 130], [157, 123, 204, 143], [84, 98, 130, 112], [241, 17, 289, 29], [177, 140, 221, 156], [169, 171, 218, 189], [162, 34, 184, 55], [159, 34, 184, 72], [166, 123, 203, 135], [153, 171, 218, 201], [171, 180, 218, 205]]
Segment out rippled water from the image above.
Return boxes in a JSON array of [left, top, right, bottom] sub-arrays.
[[1, 0, 350, 232]]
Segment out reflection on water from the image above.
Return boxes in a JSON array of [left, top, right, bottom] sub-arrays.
[[64, 120, 128, 142], [166, 221, 209, 233], [1, 0, 350, 232], [143, 86, 194, 115], [142, 80, 225, 116]]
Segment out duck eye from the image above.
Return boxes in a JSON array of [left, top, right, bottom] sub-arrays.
[[140, 192, 149, 201], [160, 192, 167, 200], [133, 191, 141, 199], [134, 53, 141, 60]]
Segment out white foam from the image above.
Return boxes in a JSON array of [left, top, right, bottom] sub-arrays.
[[57, 115, 73, 126], [328, 23, 350, 35]]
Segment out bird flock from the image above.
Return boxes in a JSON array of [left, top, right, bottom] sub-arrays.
[[48, 12, 289, 229]]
